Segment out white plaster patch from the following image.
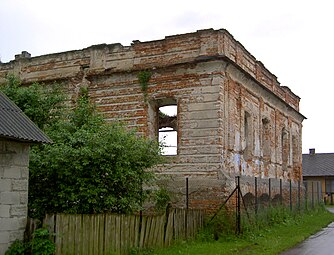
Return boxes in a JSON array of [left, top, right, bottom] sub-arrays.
[[254, 130, 261, 156], [242, 161, 247, 175], [235, 131, 240, 151]]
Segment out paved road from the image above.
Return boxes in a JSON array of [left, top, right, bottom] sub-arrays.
[[280, 208, 334, 255]]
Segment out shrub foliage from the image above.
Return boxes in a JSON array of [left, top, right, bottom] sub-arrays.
[[5, 228, 55, 255], [1, 76, 163, 218]]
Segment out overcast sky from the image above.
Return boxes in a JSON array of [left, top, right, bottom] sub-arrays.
[[1, 0, 333, 153]]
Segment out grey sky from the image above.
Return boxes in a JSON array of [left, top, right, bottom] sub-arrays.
[[1, 0, 333, 153]]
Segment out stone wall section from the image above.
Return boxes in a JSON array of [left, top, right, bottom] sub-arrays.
[[0, 139, 30, 255]]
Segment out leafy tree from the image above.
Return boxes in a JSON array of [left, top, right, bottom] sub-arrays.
[[1, 77, 163, 219], [0, 75, 65, 129]]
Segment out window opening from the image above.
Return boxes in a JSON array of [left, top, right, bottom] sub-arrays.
[[158, 105, 177, 155], [281, 129, 289, 171], [262, 118, 271, 160], [292, 135, 298, 165], [292, 135, 300, 178], [244, 111, 252, 160], [326, 178, 334, 194]]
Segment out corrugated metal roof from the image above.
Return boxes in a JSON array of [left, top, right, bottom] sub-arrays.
[[0, 92, 52, 143], [303, 153, 334, 177]]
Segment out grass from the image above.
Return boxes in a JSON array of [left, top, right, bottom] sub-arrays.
[[136, 206, 334, 255]]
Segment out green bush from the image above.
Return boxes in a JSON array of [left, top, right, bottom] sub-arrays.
[[154, 188, 171, 212], [30, 229, 55, 255], [5, 240, 27, 255], [5, 228, 55, 255], [1, 77, 163, 219]]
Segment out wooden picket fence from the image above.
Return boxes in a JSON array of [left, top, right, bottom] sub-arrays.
[[28, 209, 204, 255]]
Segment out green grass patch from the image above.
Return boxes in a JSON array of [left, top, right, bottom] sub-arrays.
[[137, 206, 334, 255]]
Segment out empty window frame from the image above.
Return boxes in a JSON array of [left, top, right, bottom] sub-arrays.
[[158, 104, 177, 155], [292, 134, 300, 177], [262, 118, 271, 160], [244, 111, 252, 160], [281, 128, 289, 171], [292, 135, 299, 165], [325, 178, 334, 194]]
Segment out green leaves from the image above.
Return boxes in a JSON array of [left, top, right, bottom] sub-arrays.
[[5, 229, 55, 255], [138, 70, 152, 102], [0, 74, 66, 130], [29, 116, 162, 217], [1, 77, 163, 218]]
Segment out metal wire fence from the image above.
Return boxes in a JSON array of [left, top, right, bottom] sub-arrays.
[[210, 177, 322, 234], [158, 176, 323, 235]]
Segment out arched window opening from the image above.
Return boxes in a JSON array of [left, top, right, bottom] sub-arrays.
[[158, 104, 177, 155], [262, 118, 271, 160], [281, 129, 289, 171], [292, 135, 299, 165], [292, 135, 300, 178], [244, 111, 252, 160]]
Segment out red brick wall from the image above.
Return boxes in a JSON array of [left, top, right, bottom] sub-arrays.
[[0, 29, 305, 211]]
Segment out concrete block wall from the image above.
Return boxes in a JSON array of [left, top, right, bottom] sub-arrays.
[[0, 139, 30, 255]]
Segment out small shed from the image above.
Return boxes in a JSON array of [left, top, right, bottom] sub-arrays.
[[0, 92, 51, 254], [303, 148, 334, 204]]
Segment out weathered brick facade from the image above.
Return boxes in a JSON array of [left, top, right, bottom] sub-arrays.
[[0, 29, 305, 211]]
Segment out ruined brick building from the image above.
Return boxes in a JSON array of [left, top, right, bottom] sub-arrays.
[[0, 29, 305, 210]]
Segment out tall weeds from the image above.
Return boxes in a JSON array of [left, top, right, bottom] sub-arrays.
[[201, 204, 327, 241]]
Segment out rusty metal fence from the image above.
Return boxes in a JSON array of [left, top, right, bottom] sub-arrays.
[[162, 176, 323, 234], [158, 176, 322, 213], [208, 177, 322, 234]]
